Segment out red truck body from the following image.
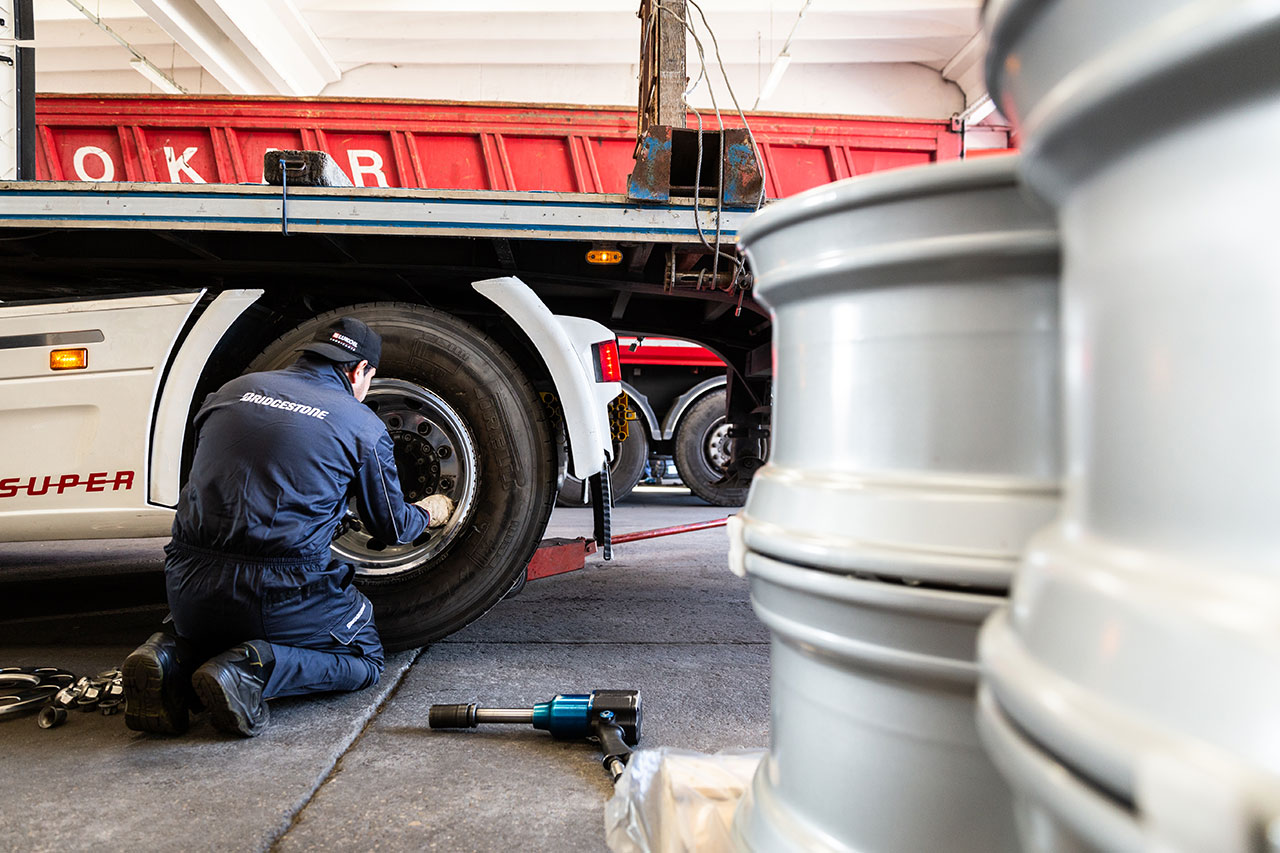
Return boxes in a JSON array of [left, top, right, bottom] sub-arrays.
[[33, 95, 964, 198]]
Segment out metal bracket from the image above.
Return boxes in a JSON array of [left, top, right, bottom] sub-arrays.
[[279, 158, 306, 236]]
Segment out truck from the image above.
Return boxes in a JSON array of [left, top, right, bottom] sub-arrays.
[[0, 96, 966, 648], [0, 171, 762, 649], [557, 336, 747, 507], [31, 94, 968, 510]]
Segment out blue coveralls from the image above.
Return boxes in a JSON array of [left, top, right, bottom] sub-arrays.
[[165, 355, 428, 698]]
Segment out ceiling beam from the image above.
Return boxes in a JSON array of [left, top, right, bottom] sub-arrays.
[[131, 0, 339, 95], [940, 29, 986, 107], [63, 0, 188, 93]]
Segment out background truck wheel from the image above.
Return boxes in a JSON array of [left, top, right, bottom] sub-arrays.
[[246, 302, 557, 649], [674, 389, 752, 507], [555, 409, 648, 506]]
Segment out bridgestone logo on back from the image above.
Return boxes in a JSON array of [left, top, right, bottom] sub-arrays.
[[239, 392, 329, 420]]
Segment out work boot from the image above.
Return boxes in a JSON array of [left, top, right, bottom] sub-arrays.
[[191, 641, 275, 738], [123, 631, 196, 735]]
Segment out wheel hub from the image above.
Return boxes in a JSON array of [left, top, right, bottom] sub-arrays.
[[706, 420, 733, 472], [331, 378, 478, 576], [390, 430, 441, 502]]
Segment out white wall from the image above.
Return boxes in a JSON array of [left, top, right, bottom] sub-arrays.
[[37, 67, 230, 96], [30, 0, 981, 119], [320, 60, 962, 119], [740, 63, 963, 118], [322, 62, 635, 107], [36, 58, 964, 122]]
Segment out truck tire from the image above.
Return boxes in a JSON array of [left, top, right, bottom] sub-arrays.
[[246, 303, 557, 649], [555, 408, 648, 507], [674, 389, 751, 507]]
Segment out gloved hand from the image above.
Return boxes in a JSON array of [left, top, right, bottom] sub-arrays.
[[417, 494, 455, 528]]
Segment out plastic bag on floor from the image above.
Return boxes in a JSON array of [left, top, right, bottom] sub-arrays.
[[604, 747, 766, 853]]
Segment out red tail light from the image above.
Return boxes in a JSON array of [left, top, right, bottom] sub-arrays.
[[593, 340, 622, 382]]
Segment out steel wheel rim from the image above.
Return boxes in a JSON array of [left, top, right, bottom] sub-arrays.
[[705, 418, 732, 472], [332, 378, 478, 576]]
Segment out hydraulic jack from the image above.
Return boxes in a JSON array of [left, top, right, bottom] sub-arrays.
[[429, 689, 642, 782]]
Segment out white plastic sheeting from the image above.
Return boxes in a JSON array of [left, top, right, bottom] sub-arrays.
[[605, 748, 765, 853]]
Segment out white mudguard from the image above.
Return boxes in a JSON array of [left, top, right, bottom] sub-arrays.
[[472, 276, 622, 479]]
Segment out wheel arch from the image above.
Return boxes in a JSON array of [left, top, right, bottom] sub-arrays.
[[148, 289, 264, 507], [620, 381, 660, 441], [160, 279, 600, 495], [661, 375, 728, 441]]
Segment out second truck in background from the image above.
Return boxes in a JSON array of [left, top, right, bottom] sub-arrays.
[[560, 337, 753, 507]]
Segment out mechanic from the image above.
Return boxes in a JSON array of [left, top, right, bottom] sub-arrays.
[[121, 317, 454, 738]]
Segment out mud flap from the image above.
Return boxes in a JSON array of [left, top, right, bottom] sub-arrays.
[[590, 468, 613, 560]]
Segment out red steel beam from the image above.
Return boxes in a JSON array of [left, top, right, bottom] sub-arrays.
[[611, 517, 730, 544], [525, 537, 598, 582]]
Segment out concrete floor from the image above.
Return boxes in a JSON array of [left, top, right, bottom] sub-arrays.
[[0, 490, 770, 852]]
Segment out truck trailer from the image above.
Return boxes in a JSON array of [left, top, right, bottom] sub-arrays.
[[0, 165, 761, 649], [0, 97, 971, 646], [29, 95, 974, 508]]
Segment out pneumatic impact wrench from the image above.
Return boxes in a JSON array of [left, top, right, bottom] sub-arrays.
[[428, 689, 642, 782]]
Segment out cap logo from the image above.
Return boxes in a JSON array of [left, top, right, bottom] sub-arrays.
[[330, 332, 359, 352]]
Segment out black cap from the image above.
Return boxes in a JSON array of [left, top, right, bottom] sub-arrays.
[[299, 317, 381, 369]]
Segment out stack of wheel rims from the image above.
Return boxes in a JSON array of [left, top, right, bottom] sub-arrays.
[[974, 2, 1280, 850], [730, 156, 1061, 852]]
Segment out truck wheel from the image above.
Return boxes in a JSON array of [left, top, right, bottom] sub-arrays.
[[556, 413, 648, 506], [246, 303, 556, 649], [674, 389, 751, 507]]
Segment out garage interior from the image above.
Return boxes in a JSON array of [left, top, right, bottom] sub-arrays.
[[2, 1, 1274, 851]]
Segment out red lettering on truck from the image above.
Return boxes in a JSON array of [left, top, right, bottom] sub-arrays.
[[0, 471, 136, 498]]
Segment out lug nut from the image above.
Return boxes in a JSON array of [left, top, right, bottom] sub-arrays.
[[418, 422, 432, 435], [440, 477, 455, 490], [438, 446, 452, 459]]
